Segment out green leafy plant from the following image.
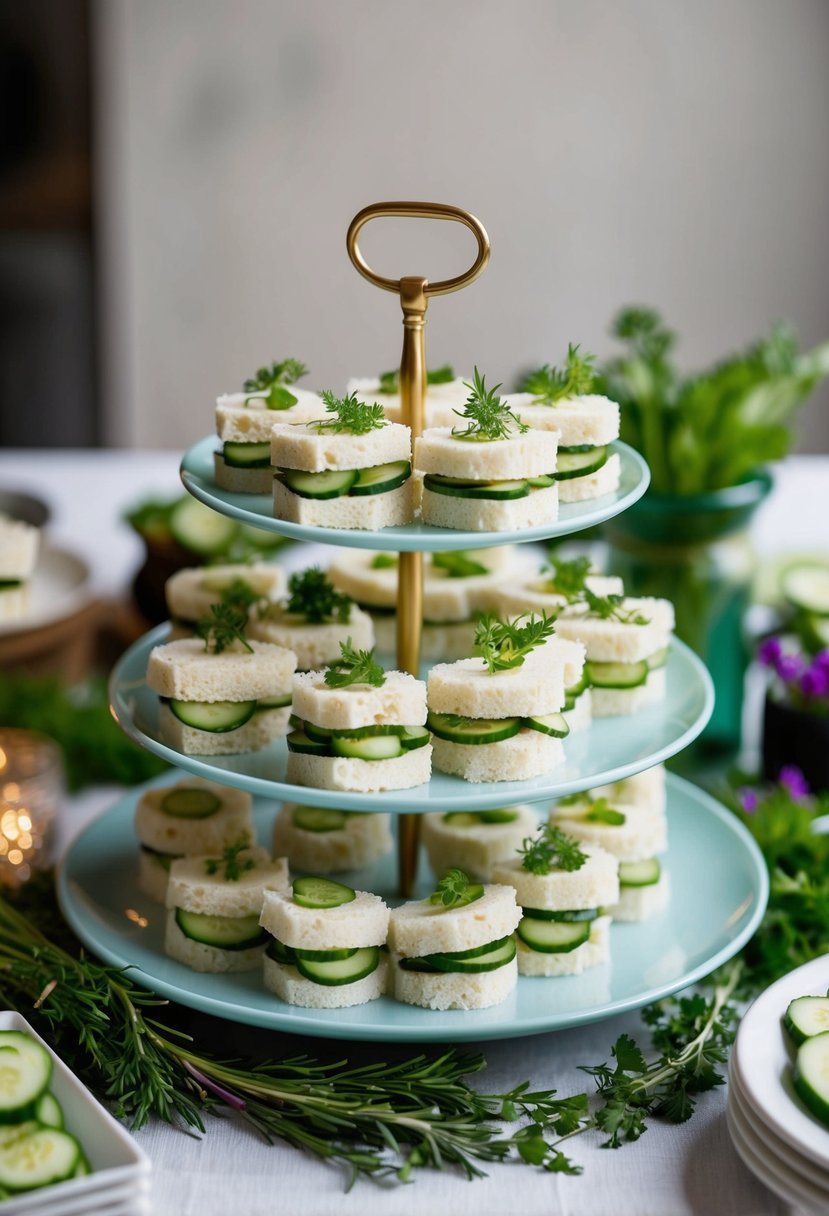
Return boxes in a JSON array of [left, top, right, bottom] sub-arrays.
[[195, 602, 253, 654], [474, 612, 557, 673], [519, 823, 587, 875], [282, 567, 352, 625], [243, 358, 308, 410], [205, 838, 255, 882], [519, 344, 598, 403], [324, 640, 385, 688], [452, 368, 528, 442], [377, 365, 455, 394], [432, 551, 489, 578], [311, 391, 387, 435]]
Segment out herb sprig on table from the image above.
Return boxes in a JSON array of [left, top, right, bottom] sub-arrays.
[[311, 391, 387, 435], [452, 368, 528, 441], [520, 343, 598, 403], [474, 611, 557, 673], [243, 358, 308, 410], [323, 640, 385, 688]]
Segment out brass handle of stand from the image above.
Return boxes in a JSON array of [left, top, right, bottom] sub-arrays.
[[346, 201, 490, 297]]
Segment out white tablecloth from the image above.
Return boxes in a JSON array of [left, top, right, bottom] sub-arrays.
[[3, 448, 822, 1216]]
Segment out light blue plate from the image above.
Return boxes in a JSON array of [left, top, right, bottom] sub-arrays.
[[110, 625, 713, 812], [180, 436, 649, 552], [57, 773, 767, 1042]]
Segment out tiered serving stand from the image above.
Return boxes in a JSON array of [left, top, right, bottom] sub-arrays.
[[58, 203, 768, 1041]]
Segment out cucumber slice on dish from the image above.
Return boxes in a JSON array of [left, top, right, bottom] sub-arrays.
[[0, 1033, 52, 1121], [423, 474, 530, 501], [554, 446, 608, 480], [295, 945, 380, 986], [783, 563, 829, 616], [168, 699, 257, 732], [618, 858, 661, 888], [222, 441, 272, 468], [292, 877, 356, 910], [280, 469, 359, 500], [585, 660, 649, 689], [399, 935, 516, 974], [517, 917, 591, 953], [175, 909, 266, 951], [784, 997, 829, 1046], [292, 806, 348, 833], [350, 461, 411, 497], [794, 1032, 829, 1126], [331, 734, 404, 761], [160, 788, 222, 819], [524, 712, 570, 738], [169, 497, 238, 556], [427, 712, 522, 745], [0, 1128, 81, 1192], [286, 729, 329, 755], [34, 1092, 64, 1130], [521, 906, 598, 923]]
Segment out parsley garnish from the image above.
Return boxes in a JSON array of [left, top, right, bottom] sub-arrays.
[[539, 556, 592, 601], [282, 567, 351, 625], [451, 368, 528, 442], [323, 639, 385, 688], [584, 589, 650, 625], [243, 358, 308, 410], [311, 390, 387, 435], [371, 553, 398, 569], [195, 601, 253, 654], [474, 612, 557, 673], [376, 365, 455, 394], [519, 823, 587, 874], [205, 837, 255, 882], [429, 868, 480, 909], [214, 577, 262, 614], [432, 551, 489, 578], [520, 344, 597, 403]]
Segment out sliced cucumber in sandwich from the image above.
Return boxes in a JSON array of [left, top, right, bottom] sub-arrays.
[[554, 446, 608, 480], [427, 712, 522, 745], [279, 469, 358, 500], [303, 721, 404, 743], [524, 712, 570, 738], [517, 917, 591, 953], [160, 788, 222, 819], [331, 734, 404, 761], [350, 461, 411, 497], [222, 440, 272, 468], [442, 809, 520, 827], [287, 729, 329, 755], [168, 699, 257, 732], [398, 935, 516, 974], [618, 858, 661, 887], [257, 692, 293, 709], [292, 806, 348, 833], [521, 906, 597, 923], [784, 996, 829, 1046], [265, 938, 296, 965], [292, 877, 356, 909], [585, 660, 649, 689], [423, 474, 531, 501], [400, 725, 431, 751], [295, 945, 380, 987], [175, 909, 266, 951], [783, 563, 829, 616]]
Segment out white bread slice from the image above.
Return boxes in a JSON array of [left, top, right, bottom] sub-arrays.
[[564, 688, 593, 732], [414, 427, 558, 481], [430, 731, 564, 784], [165, 910, 266, 973], [134, 778, 254, 854], [263, 954, 387, 1007], [421, 804, 540, 882], [259, 887, 389, 950], [591, 668, 666, 717], [493, 573, 623, 618], [373, 614, 476, 661], [391, 953, 517, 1010], [273, 479, 414, 530], [272, 806, 393, 873], [388, 883, 521, 957], [491, 846, 619, 911], [558, 453, 621, 503], [517, 915, 611, 976], [158, 703, 291, 755], [248, 604, 374, 671], [213, 453, 273, 495], [0, 584, 30, 621], [165, 564, 286, 625], [271, 419, 411, 472], [549, 800, 667, 862], [286, 746, 431, 793], [427, 641, 581, 718], [292, 668, 426, 729], [506, 393, 620, 447], [591, 765, 666, 816], [420, 483, 559, 532], [216, 388, 324, 441], [555, 598, 674, 662], [147, 637, 296, 702], [0, 515, 39, 580], [167, 847, 289, 915], [609, 872, 670, 922], [137, 849, 173, 903]]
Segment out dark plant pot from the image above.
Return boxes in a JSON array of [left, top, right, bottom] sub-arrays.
[[762, 695, 829, 793]]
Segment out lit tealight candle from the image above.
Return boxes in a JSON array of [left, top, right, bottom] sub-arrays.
[[0, 730, 62, 886]]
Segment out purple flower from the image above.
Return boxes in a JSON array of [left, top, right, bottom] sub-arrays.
[[758, 637, 784, 670], [739, 787, 759, 814], [814, 650, 829, 673], [779, 765, 810, 801], [778, 654, 806, 684], [801, 666, 829, 700]]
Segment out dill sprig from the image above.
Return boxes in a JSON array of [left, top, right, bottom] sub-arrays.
[[452, 368, 528, 442], [376, 365, 455, 394], [281, 567, 352, 625], [243, 358, 308, 410], [205, 838, 255, 882], [432, 551, 489, 579], [311, 391, 387, 435], [429, 868, 480, 909], [474, 612, 557, 673], [519, 823, 587, 875], [539, 556, 592, 601], [324, 640, 385, 688], [520, 344, 597, 404], [195, 601, 253, 654], [583, 589, 651, 625]]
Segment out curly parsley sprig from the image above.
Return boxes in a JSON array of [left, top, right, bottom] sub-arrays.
[[324, 640, 385, 688], [452, 368, 528, 442], [243, 358, 308, 410], [474, 612, 557, 673], [519, 823, 587, 875], [520, 344, 597, 404], [279, 567, 352, 625], [311, 391, 387, 435]]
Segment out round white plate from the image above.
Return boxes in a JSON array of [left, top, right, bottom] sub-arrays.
[[0, 544, 91, 637], [180, 436, 650, 552], [729, 1064, 829, 1191], [109, 625, 713, 813], [57, 772, 767, 1043], [726, 1099, 829, 1213]]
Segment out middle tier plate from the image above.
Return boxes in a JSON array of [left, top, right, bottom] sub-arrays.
[[110, 625, 714, 812], [180, 435, 649, 552]]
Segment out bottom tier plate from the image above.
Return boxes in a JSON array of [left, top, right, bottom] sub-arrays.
[[57, 773, 767, 1043]]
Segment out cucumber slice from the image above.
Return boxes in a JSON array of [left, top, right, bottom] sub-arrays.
[[526, 474, 556, 488], [618, 858, 661, 887], [294, 945, 359, 963], [331, 734, 403, 761], [441, 812, 480, 827], [0, 1034, 51, 1121], [280, 469, 358, 500], [175, 909, 266, 950], [0, 1128, 81, 1192], [517, 917, 591, 953], [566, 675, 589, 700], [554, 446, 608, 480], [168, 699, 258, 732], [222, 440, 272, 468], [256, 692, 293, 709], [784, 996, 829, 1046], [794, 1032, 829, 1126], [0, 1123, 38, 1149], [524, 712, 570, 738], [140, 845, 181, 872], [286, 729, 330, 755], [646, 647, 669, 671], [478, 808, 520, 824], [521, 906, 598, 923], [292, 877, 356, 909], [585, 660, 649, 689], [427, 712, 522, 745], [783, 563, 829, 616], [400, 726, 431, 751], [265, 938, 296, 965], [295, 945, 380, 986], [160, 788, 222, 819], [350, 461, 411, 497], [169, 497, 238, 556], [399, 935, 516, 974], [423, 474, 530, 501], [305, 721, 405, 743], [292, 806, 348, 833], [35, 1092, 63, 1130]]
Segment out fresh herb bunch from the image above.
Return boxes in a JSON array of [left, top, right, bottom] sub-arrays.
[[519, 824, 587, 875], [452, 368, 528, 442], [432, 551, 489, 579], [243, 358, 308, 410], [377, 365, 455, 394], [324, 640, 385, 688], [312, 391, 387, 435], [205, 838, 255, 882], [540, 555, 593, 601], [520, 344, 597, 403], [195, 602, 253, 654], [474, 612, 557, 673], [583, 589, 650, 626], [597, 307, 829, 494], [283, 567, 352, 625], [429, 868, 477, 909]]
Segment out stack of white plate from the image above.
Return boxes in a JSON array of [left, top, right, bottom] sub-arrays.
[[0, 1012, 151, 1216], [729, 956, 829, 1213]]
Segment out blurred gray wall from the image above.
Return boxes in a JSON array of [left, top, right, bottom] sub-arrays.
[[96, 0, 829, 451]]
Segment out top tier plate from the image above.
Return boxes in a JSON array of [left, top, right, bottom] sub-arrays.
[[180, 436, 649, 552]]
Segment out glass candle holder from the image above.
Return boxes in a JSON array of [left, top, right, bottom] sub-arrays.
[[0, 729, 63, 886]]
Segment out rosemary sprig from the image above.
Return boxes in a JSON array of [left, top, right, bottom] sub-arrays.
[[519, 823, 587, 875], [474, 612, 557, 673], [282, 567, 352, 625], [583, 589, 651, 626], [452, 368, 528, 442], [432, 551, 489, 578], [195, 602, 253, 654], [324, 640, 385, 688], [205, 838, 255, 882], [243, 358, 308, 410], [311, 391, 387, 435], [377, 365, 455, 394], [520, 344, 597, 403]]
